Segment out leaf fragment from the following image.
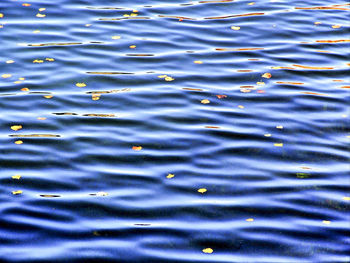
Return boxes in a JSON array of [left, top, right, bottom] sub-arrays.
[[198, 188, 207, 194], [76, 82, 86, 87], [39, 8, 46, 11], [129, 45, 136, 49], [15, 140, 23, 144], [332, 25, 341, 29], [12, 175, 21, 180], [201, 99, 210, 104], [2, 74, 12, 78], [262, 73, 272, 78], [166, 173, 175, 179], [165, 76, 174, 81], [342, 196, 350, 201], [11, 125, 22, 131], [36, 13, 46, 18], [45, 58, 55, 61], [194, 60, 203, 64], [238, 105, 244, 109], [216, 94, 227, 99], [296, 173, 309, 178], [202, 248, 213, 254], [44, 95, 53, 99], [112, 35, 121, 39], [37, 117, 47, 120], [274, 143, 283, 147], [6, 60, 15, 64], [322, 220, 331, 225], [33, 59, 44, 63], [21, 88, 30, 91], [246, 218, 254, 222], [12, 190, 23, 195], [22, 3, 31, 6], [240, 88, 251, 93], [132, 146, 142, 151], [231, 26, 240, 30], [264, 133, 271, 137], [276, 125, 283, 129], [92, 94, 100, 100]]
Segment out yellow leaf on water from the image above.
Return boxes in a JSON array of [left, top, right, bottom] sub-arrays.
[[85, 24, 91, 27], [165, 76, 174, 81], [238, 105, 244, 109], [332, 25, 341, 29], [36, 13, 46, 18], [130, 13, 138, 17], [123, 14, 130, 17], [37, 117, 47, 120], [246, 218, 254, 222], [322, 220, 331, 224], [112, 35, 121, 39], [33, 59, 44, 63], [194, 60, 203, 64], [274, 143, 283, 147], [132, 146, 142, 151], [12, 190, 23, 195], [21, 87, 30, 91], [342, 196, 350, 201], [14, 81, 22, 84], [19, 77, 25, 80], [39, 8, 46, 11], [45, 58, 54, 61], [257, 82, 265, 85], [248, 2, 255, 5], [15, 140, 23, 144], [76, 82, 86, 87], [129, 45, 136, 49], [231, 26, 240, 30], [44, 95, 53, 99], [166, 173, 175, 179], [202, 248, 213, 254], [262, 73, 272, 78], [11, 125, 22, 131], [6, 60, 15, 64], [158, 75, 167, 78], [12, 175, 21, 180], [33, 30, 41, 33], [92, 94, 100, 100], [276, 125, 283, 129], [201, 99, 210, 104], [133, 10, 138, 13], [2, 74, 12, 78], [198, 188, 207, 194], [264, 133, 272, 137], [0, 13, 3, 18], [314, 21, 322, 25]]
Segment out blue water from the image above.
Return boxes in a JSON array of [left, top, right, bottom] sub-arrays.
[[1, 0, 349, 262]]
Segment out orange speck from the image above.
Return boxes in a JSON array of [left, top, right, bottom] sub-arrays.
[[132, 146, 142, 151]]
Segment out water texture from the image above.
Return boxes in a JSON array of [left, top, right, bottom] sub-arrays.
[[0, 0, 349, 262]]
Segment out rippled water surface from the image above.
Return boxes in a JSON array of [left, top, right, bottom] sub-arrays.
[[1, 0, 349, 262]]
